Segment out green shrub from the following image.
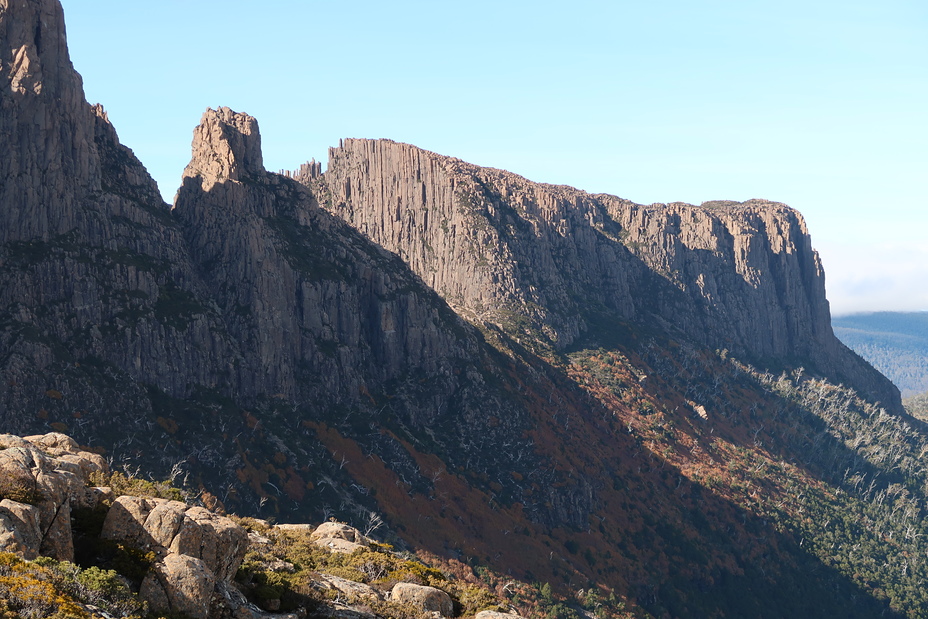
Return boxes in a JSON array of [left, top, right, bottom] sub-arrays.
[[87, 471, 183, 502], [0, 553, 92, 619], [0, 469, 43, 505], [31, 557, 146, 618], [452, 583, 505, 615]]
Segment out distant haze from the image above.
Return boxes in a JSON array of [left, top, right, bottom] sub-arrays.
[[833, 312, 928, 396], [823, 243, 928, 316]]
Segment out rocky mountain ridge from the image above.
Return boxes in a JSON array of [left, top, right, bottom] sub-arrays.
[[322, 139, 895, 406], [3, 0, 926, 616]]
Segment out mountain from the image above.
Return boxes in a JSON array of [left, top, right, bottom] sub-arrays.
[[6, 0, 928, 617], [833, 312, 928, 398]]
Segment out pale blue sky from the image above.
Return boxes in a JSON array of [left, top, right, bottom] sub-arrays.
[[58, 0, 927, 315]]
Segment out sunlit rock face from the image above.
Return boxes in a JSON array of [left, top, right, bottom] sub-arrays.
[[322, 139, 898, 407]]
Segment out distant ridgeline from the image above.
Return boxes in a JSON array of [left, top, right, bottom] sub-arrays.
[[833, 312, 928, 398]]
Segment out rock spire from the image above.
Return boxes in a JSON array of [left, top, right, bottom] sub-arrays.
[[181, 106, 264, 191]]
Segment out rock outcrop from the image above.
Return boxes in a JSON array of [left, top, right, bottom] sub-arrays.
[[101, 495, 248, 581], [309, 521, 370, 554], [0, 432, 107, 561], [0, 0, 96, 243], [389, 582, 454, 617], [97, 495, 250, 618], [0, 431, 253, 619], [140, 553, 217, 619], [322, 139, 900, 407]]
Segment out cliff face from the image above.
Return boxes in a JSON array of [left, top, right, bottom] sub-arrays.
[[322, 139, 898, 406], [0, 0, 238, 426], [171, 107, 499, 416], [0, 0, 92, 243], [4, 1, 924, 616], [1, 0, 544, 528]]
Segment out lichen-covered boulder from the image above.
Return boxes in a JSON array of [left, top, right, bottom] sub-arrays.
[[390, 582, 454, 617], [0, 432, 111, 561], [306, 521, 369, 554], [0, 499, 42, 559], [173, 506, 249, 581], [312, 536, 368, 554], [100, 495, 164, 550], [140, 553, 216, 619], [102, 496, 248, 581], [476, 611, 525, 619], [316, 573, 384, 602], [309, 521, 366, 544], [22, 432, 79, 456]]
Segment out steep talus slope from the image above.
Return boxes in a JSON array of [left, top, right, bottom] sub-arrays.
[[322, 139, 899, 409]]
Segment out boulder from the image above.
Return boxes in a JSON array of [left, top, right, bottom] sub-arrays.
[[143, 501, 188, 547], [0, 499, 41, 559], [307, 521, 369, 553], [316, 573, 384, 603], [312, 537, 368, 554], [140, 553, 216, 619], [389, 582, 454, 617], [476, 612, 525, 619], [102, 496, 248, 581], [0, 433, 107, 562], [58, 452, 107, 478], [101, 495, 162, 549], [23, 432, 79, 456], [174, 506, 249, 581], [0, 435, 32, 450], [309, 521, 366, 544]]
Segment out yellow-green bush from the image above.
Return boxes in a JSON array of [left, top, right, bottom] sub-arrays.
[[87, 471, 183, 502], [32, 557, 145, 618], [0, 553, 91, 619], [0, 469, 43, 506]]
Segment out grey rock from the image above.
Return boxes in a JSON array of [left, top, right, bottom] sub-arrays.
[[389, 582, 454, 617], [140, 553, 216, 619], [322, 138, 900, 408], [0, 499, 42, 559], [315, 573, 384, 602], [309, 521, 366, 544]]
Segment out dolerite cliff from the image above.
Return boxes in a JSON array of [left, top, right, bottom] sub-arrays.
[[5, 0, 928, 617], [171, 107, 474, 405], [321, 139, 897, 406], [0, 0, 236, 412]]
